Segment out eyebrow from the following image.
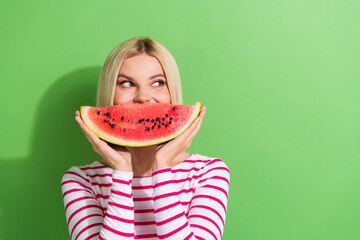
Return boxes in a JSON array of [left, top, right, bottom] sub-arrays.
[[117, 73, 165, 80]]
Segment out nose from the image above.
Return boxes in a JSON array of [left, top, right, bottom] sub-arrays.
[[134, 87, 151, 103]]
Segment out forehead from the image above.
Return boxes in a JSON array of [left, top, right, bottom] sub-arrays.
[[118, 53, 164, 76]]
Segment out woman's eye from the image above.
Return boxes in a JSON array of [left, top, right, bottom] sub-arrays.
[[152, 80, 165, 87], [119, 81, 133, 87]]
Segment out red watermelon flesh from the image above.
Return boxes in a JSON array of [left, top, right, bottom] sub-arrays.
[[80, 102, 201, 147]]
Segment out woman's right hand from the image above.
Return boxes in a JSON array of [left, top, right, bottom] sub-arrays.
[[75, 110, 132, 172]]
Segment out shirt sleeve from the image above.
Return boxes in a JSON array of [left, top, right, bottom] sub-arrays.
[[151, 159, 230, 240], [61, 167, 135, 240]]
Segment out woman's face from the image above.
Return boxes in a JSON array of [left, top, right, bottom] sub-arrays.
[[114, 53, 171, 105]]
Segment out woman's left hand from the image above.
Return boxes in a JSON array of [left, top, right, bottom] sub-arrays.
[[152, 105, 206, 171]]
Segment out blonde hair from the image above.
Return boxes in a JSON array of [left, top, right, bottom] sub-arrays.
[[96, 37, 183, 107]]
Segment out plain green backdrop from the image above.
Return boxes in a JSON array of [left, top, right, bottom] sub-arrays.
[[1, 0, 359, 239]]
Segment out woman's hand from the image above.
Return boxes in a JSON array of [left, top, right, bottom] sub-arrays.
[[152, 105, 206, 171], [75, 111, 132, 171]]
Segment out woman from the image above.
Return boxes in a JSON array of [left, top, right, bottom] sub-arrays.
[[61, 36, 230, 240]]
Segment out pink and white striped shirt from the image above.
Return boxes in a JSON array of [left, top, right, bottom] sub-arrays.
[[61, 153, 230, 240]]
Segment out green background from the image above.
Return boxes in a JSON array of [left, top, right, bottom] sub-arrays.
[[1, 0, 359, 239]]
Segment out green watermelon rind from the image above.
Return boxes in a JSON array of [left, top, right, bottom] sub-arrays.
[[80, 102, 202, 147]]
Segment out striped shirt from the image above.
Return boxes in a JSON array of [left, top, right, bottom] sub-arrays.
[[61, 153, 230, 240]]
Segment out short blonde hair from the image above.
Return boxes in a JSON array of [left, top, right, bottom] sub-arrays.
[[96, 37, 183, 107]]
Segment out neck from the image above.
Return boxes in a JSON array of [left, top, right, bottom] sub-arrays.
[[126, 145, 156, 177]]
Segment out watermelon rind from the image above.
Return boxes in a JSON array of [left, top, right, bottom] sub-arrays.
[[80, 102, 202, 147]]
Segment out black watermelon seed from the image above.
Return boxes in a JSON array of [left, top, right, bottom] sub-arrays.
[[142, 118, 145, 122], [162, 122, 164, 125], [123, 129, 126, 132], [121, 116, 124, 120], [162, 118, 165, 121], [165, 124, 168, 127], [111, 124, 115, 128], [165, 114, 170, 117], [97, 111, 100, 115], [154, 122, 157, 125], [169, 121, 172, 124], [106, 112, 110, 117], [170, 117, 173, 120], [146, 119, 150, 122], [138, 119, 142, 123], [173, 107, 177, 110], [152, 126, 154, 130], [156, 118, 160, 121], [158, 125, 161, 128], [103, 120, 106, 123], [151, 119, 154, 122], [147, 127, 151, 131]]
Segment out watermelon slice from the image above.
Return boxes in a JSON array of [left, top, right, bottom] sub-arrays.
[[80, 102, 201, 147]]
